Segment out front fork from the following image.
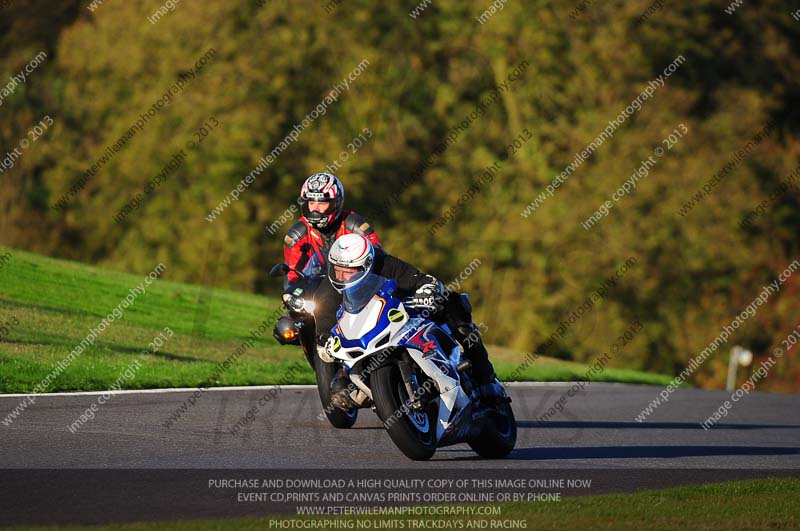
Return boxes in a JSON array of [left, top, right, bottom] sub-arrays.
[[398, 349, 442, 411], [398, 360, 424, 411], [299, 315, 318, 369]]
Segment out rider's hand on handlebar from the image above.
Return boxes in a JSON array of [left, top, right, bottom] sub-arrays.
[[410, 282, 444, 313], [317, 333, 336, 363]]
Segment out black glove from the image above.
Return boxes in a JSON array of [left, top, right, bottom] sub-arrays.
[[411, 282, 444, 313], [316, 331, 335, 362], [317, 331, 331, 348]]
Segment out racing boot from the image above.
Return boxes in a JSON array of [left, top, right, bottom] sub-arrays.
[[476, 377, 508, 405], [456, 323, 507, 404]]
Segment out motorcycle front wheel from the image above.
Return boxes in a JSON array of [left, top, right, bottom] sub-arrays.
[[314, 359, 358, 429], [372, 363, 436, 461]]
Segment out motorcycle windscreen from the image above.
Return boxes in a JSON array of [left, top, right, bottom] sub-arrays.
[[341, 273, 387, 314]]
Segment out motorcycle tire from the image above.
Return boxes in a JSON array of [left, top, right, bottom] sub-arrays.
[[468, 399, 517, 458], [315, 359, 358, 429], [372, 363, 437, 461]]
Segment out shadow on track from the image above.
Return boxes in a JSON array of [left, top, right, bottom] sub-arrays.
[[515, 420, 800, 430], [436, 445, 800, 461]]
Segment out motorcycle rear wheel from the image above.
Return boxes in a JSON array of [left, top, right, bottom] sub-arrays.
[[468, 400, 517, 458]]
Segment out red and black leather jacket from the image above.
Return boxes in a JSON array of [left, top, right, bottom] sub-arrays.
[[283, 210, 381, 288]]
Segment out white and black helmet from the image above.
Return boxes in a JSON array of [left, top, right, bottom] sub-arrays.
[[300, 173, 344, 229], [327, 233, 375, 293]]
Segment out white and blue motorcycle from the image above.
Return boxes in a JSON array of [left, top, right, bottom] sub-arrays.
[[324, 273, 516, 461]]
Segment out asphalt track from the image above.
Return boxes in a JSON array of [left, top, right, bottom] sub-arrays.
[[2, 382, 799, 468], [1, 383, 798, 526]]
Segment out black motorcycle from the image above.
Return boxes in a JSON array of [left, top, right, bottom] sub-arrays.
[[269, 262, 357, 429]]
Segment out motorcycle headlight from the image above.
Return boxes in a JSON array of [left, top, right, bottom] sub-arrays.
[[287, 295, 304, 312], [302, 300, 316, 315]]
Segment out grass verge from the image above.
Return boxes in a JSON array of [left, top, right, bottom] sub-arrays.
[[0, 246, 675, 393]]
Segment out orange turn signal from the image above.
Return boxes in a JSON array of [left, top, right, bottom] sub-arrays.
[[283, 330, 296, 340]]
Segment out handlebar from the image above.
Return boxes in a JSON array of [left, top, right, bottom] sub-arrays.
[[402, 296, 432, 313]]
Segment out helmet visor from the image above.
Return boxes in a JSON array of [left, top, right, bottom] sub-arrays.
[[340, 273, 386, 314], [328, 261, 369, 292]]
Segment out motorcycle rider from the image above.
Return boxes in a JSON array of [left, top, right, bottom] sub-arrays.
[[319, 233, 502, 406], [276, 173, 381, 343], [282, 172, 381, 286]]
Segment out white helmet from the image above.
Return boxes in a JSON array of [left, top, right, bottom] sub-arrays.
[[327, 233, 375, 293]]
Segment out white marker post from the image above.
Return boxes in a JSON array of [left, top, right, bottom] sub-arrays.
[[726, 345, 753, 391]]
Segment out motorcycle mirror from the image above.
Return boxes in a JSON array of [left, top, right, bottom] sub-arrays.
[[269, 263, 306, 279], [269, 263, 291, 277]]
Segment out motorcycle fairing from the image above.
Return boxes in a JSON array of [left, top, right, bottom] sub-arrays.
[[329, 278, 472, 444]]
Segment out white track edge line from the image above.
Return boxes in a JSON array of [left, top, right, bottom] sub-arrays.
[[0, 381, 638, 399]]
